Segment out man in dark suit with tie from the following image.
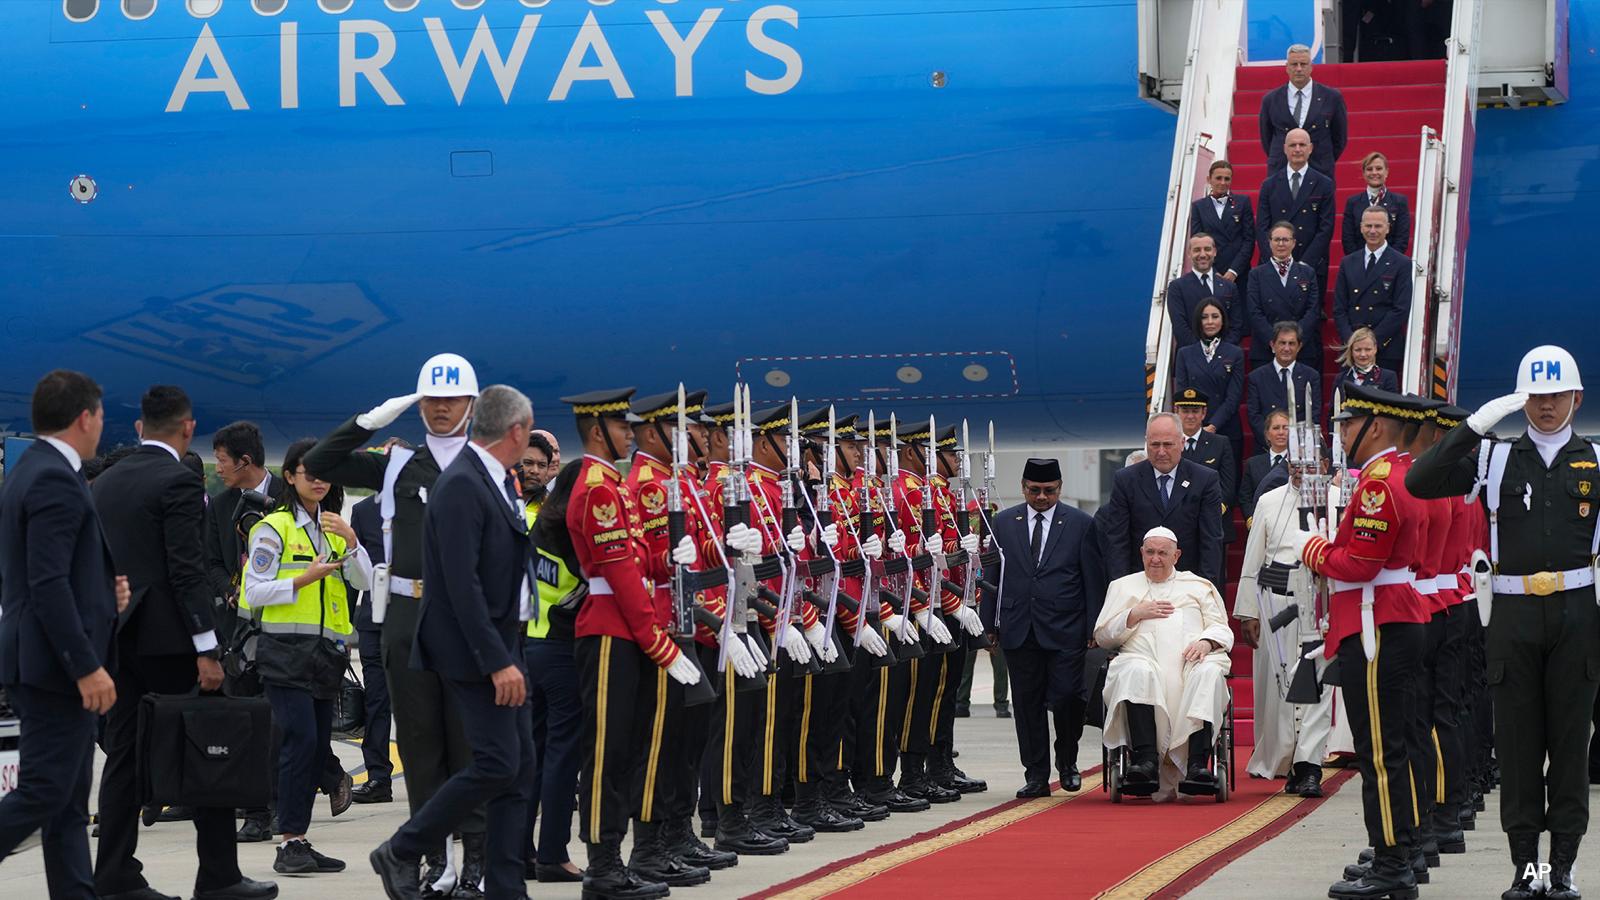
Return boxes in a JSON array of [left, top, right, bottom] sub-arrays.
[[1258, 44, 1348, 179], [371, 386, 537, 900], [349, 493, 394, 804], [0, 370, 124, 899], [93, 386, 277, 900], [1175, 390, 1237, 553], [978, 458, 1105, 799], [1246, 323, 1322, 448], [1095, 413, 1225, 587], [1334, 206, 1414, 375], [1247, 222, 1324, 370], [1257, 129, 1337, 284], [1239, 409, 1292, 528], [1167, 233, 1242, 347], [1188, 160, 1256, 287]]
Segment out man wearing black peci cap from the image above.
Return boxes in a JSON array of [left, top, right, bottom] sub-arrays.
[[979, 457, 1106, 797]]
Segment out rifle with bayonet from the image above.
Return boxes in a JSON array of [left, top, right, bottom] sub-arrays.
[[973, 421, 1006, 629], [878, 414, 924, 658], [952, 419, 993, 650], [774, 396, 822, 676], [667, 383, 718, 706], [917, 414, 956, 654], [850, 411, 897, 668], [721, 384, 771, 692], [797, 405, 854, 675]]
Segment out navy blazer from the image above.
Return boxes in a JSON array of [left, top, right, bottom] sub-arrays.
[[1333, 247, 1413, 363], [1095, 459, 1224, 587], [1189, 193, 1256, 278], [1259, 82, 1349, 176], [1174, 341, 1246, 440], [1166, 271, 1242, 347], [0, 442, 117, 694], [1245, 258, 1323, 367], [1183, 431, 1237, 544], [350, 495, 384, 632], [1342, 190, 1412, 258], [1247, 361, 1321, 447], [978, 502, 1104, 657], [1257, 167, 1336, 279], [1338, 364, 1399, 393], [413, 447, 530, 681]]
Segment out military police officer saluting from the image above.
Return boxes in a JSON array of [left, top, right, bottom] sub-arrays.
[[1409, 346, 1596, 900]]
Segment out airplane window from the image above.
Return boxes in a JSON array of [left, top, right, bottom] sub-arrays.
[[64, 0, 98, 23], [253, 0, 287, 15], [186, 0, 219, 18], [122, 0, 155, 19], [318, 0, 354, 13], [384, 0, 420, 11]]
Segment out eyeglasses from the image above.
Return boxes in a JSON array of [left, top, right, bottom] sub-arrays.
[[1023, 485, 1060, 497], [293, 468, 328, 485]]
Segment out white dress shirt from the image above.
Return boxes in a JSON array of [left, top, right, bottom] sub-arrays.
[[468, 441, 535, 622], [1026, 507, 1053, 562], [1363, 241, 1389, 266], [41, 436, 82, 471], [1286, 162, 1310, 185], [243, 505, 374, 611], [138, 439, 221, 652], [1286, 79, 1315, 125]]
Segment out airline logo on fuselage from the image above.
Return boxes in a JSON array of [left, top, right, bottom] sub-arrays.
[[61, 1, 804, 113]]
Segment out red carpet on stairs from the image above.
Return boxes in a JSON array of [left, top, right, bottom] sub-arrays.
[[1216, 60, 1447, 743], [749, 756, 1357, 900]]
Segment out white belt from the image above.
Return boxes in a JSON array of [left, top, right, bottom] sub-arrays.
[[589, 576, 613, 594], [1490, 567, 1595, 597], [1413, 576, 1438, 596], [390, 576, 423, 599], [1433, 574, 1459, 591], [1331, 568, 1415, 593], [1332, 567, 1413, 662]]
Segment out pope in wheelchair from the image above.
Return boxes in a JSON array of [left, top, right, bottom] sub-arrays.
[[1095, 527, 1233, 801]]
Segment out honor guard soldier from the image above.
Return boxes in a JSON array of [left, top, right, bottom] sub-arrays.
[[1292, 383, 1433, 899], [304, 353, 489, 896], [1408, 346, 1598, 900], [563, 388, 702, 900], [927, 425, 988, 794]]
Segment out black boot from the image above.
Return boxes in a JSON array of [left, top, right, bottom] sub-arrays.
[[1430, 806, 1466, 854], [584, 840, 669, 900], [713, 804, 788, 856], [628, 819, 711, 888], [899, 755, 959, 804], [1547, 832, 1582, 900], [792, 788, 864, 833], [747, 794, 815, 843], [666, 816, 737, 871], [930, 746, 986, 794], [1329, 847, 1419, 899], [1501, 831, 1541, 900], [863, 777, 930, 813], [828, 777, 889, 822], [419, 848, 451, 900], [1347, 848, 1429, 885], [451, 833, 484, 898], [1288, 761, 1323, 797], [1179, 726, 1217, 793]]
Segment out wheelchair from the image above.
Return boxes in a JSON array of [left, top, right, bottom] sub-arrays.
[[1091, 651, 1235, 804]]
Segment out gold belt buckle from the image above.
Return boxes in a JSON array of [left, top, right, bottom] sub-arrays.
[[1524, 571, 1561, 597], [414, 580, 423, 599]]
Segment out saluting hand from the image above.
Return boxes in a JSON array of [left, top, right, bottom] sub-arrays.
[[490, 664, 527, 707], [114, 575, 131, 614], [78, 667, 116, 715]]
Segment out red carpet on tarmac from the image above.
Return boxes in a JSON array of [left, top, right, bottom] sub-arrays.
[[749, 755, 1355, 900]]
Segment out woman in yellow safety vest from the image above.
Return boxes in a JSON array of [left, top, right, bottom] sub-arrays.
[[241, 437, 372, 876]]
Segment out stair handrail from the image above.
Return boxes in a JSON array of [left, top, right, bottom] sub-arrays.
[[1430, 0, 1484, 401], [1144, 0, 1247, 413], [1401, 127, 1446, 396]]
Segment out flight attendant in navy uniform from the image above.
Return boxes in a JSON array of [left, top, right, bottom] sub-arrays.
[[1174, 298, 1246, 480], [1408, 346, 1599, 900]]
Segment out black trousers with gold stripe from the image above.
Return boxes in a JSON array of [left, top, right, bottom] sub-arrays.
[[749, 667, 800, 800], [576, 635, 654, 846], [631, 664, 684, 824], [1410, 611, 1445, 835], [700, 653, 759, 817], [854, 653, 911, 790], [672, 644, 718, 823], [793, 669, 849, 799], [838, 629, 878, 792], [1338, 623, 1423, 855], [1429, 607, 1471, 826]]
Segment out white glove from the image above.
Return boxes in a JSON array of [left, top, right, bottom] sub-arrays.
[[742, 633, 769, 669], [1467, 392, 1528, 436], [916, 609, 954, 644], [820, 523, 840, 550], [959, 532, 980, 554], [726, 523, 763, 555], [665, 652, 702, 686], [860, 534, 884, 560], [724, 632, 760, 679], [356, 393, 422, 431], [954, 606, 984, 636], [671, 535, 697, 566], [887, 530, 907, 555], [785, 525, 807, 553], [1289, 530, 1317, 562], [883, 613, 919, 644], [858, 624, 889, 657], [807, 623, 839, 663], [982, 533, 993, 550], [780, 625, 813, 664]]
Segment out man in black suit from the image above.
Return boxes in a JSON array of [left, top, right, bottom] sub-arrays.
[[1239, 409, 1292, 528], [1257, 128, 1337, 283], [93, 386, 277, 900], [1188, 159, 1256, 287], [1167, 233, 1242, 347], [1258, 44, 1348, 179], [1246, 222, 1324, 370], [1174, 390, 1237, 556], [349, 493, 394, 804], [371, 386, 537, 900], [1246, 323, 1322, 448], [1333, 206, 1414, 375], [0, 370, 124, 899], [1096, 413, 1225, 587], [978, 458, 1105, 798]]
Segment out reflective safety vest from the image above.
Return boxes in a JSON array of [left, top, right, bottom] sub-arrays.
[[527, 545, 581, 639], [240, 509, 354, 644]]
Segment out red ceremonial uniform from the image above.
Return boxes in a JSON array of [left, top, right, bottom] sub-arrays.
[[570, 454, 680, 667], [891, 470, 932, 615], [627, 452, 677, 630], [745, 463, 819, 633], [1301, 448, 1432, 658], [1399, 453, 1455, 615], [930, 474, 968, 615]]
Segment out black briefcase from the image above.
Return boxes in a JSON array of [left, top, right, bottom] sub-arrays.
[[1084, 647, 1112, 730], [137, 691, 272, 811]]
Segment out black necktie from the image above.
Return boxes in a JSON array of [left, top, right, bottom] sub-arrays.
[[1186, 437, 1197, 452], [1272, 453, 1283, 467], [502, 472, 521, 508], [1366, 251, 1376, 271], [1290, 170, 1301, 200], [1293, 89, 1304, 125], [1159, 474, 1172, 509], [1280, 367, 1290, 394], [1200, 272, 1211, 293], [1029, 512, 1044, 563]]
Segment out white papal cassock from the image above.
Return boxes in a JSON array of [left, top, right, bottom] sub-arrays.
[[1234, 480, 1335, 778], [1094, 569, 1233, 798]]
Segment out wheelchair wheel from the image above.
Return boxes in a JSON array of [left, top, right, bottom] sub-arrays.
[[1107, 747, 1124, 804], [1214, 699, 1234, 803]]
